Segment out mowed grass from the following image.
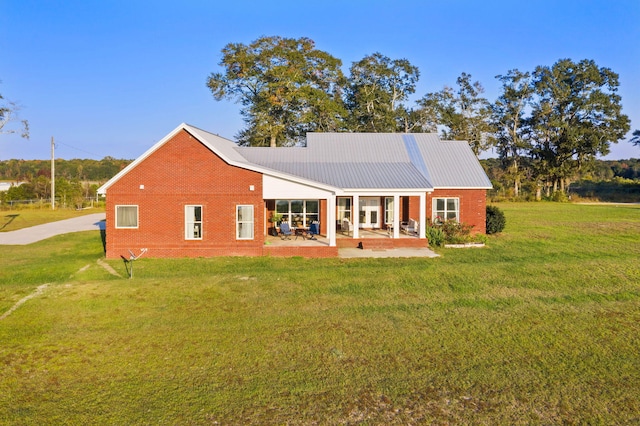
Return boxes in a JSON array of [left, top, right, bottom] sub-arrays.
[[0, 203, 639, 424]]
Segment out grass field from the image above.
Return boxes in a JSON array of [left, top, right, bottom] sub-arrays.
[[1, 202, 639, 424]]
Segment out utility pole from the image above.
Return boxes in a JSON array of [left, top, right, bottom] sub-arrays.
[[51, 137, 55, 210]]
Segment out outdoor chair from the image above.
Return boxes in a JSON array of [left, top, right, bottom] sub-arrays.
[[308, 221, 319, 240], [401, 218, 419, 235], [279, 222, 293, 240], [342, 218, 353, 236]]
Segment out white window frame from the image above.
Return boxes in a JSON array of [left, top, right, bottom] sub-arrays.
[[384, 197, 394, 225], [275, 199, 320, 228], [432, 197, 460, 223], [185, 205, 203, 240], [115, 205, 138, 229], [236, 205, 254, 240], [337, 197, 352, 221]]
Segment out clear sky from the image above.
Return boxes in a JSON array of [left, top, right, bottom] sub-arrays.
[[1, 0, 639, 161]]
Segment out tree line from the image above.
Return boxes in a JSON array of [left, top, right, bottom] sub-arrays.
[[0, 157, 131, 207], [207, 36, 634, 197], [1, 151, 637, 206], [483, 158, 640, 202], [0, 157, 131, 181]]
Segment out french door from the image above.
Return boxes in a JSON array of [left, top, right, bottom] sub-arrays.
[[359, 197, 380, 228]]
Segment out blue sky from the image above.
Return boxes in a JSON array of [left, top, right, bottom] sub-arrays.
[[1, 0, 639, 160]]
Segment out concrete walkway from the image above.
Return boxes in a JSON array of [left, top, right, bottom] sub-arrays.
[[0, 213, 106, 245], [338, 247, 439, 258]]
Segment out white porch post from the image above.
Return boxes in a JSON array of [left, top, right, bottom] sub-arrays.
[[393, 194, 400, 239], [352, 194, 359, 239], [419, 192, 426, 239], [327, 195, 336, 247]]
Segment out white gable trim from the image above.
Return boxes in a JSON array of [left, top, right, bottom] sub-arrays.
[[98, 123, 339, 195]]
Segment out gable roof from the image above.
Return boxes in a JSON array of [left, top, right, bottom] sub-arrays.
[[98, 124, 491, 195]]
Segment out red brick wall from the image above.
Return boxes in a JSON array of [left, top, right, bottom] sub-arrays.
[[341, 192, 486, 234], [427, 189, 487, 233], [105, 129, 264, 258]]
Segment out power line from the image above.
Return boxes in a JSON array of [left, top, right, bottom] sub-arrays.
[[54, 140, 104, 158]]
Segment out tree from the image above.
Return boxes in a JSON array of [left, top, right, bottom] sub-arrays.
[[0, 87, 29, 139], [492, 69, 534, 197], [419, 73, 494, 155], [206, 36, 345, 147], [345, 53, 419, 133], [630, 129, 640, 147], [528, 59, 630, 194]]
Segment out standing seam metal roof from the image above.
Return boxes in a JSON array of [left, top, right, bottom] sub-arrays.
[[235, 132, 491, 190]]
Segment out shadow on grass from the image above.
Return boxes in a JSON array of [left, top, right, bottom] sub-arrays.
[[96, 219, 106, 254], [1, 214, 19, 231]]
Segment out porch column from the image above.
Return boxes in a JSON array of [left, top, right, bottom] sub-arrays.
[[393, 194, 400, 239], [327, 195, 336, 247], [352, 194, 359, 239], [419, 192, 426, 239]]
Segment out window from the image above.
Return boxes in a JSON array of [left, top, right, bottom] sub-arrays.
[[116, 205, 138, 228], [275, 200, 319, 227], [185, 205, 202, 240], [304, 200, 319, 226], [237, 205, 254, 239], [384, 197, 394, 224], [275, 200, 290, 224], [433, 197, 459, 223], [337, 197, 351, 221]]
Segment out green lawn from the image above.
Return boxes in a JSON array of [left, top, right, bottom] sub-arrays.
[[0, 202, 639, 424]]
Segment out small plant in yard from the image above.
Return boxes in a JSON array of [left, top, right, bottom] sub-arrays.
[[426, 219, 483, 246], [441, 220, 476, 244], [486, 205, 506, 234], [425, 223, 445, 247]]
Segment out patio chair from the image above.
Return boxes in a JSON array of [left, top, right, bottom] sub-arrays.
[[342, 218, 353, 236], [401, 218, 419, 235], [279, 222, 293, 240], [308, 221, 319, 240]]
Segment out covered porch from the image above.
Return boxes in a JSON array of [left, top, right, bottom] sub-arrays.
[[264, 192, 428, 249], [262, 227, 432, 258]]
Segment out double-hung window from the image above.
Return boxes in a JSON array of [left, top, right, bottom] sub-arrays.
[[237, 205, 254, 240], [116, 205, 138, 228], [185, 205, 202, 240], [433, 197, 459, 223]]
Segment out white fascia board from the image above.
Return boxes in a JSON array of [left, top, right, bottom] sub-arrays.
[[342, 188, 433, 196], [98, 123, 341, 196], [431, 185, 493, 190]]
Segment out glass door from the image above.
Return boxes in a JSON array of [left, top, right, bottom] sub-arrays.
[[359, 197, 380, 228]]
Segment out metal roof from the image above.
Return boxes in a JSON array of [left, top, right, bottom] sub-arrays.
[[99, 125, 491, 195], [236, 132, 491, 190]]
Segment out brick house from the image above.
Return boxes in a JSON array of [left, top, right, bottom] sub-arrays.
[[98, 123, 492, 258]]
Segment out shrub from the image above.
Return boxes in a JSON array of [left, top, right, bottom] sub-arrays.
[[425, 225, 445, 247], [486, 205, 506, 234], [441, 220, 475, 244]]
